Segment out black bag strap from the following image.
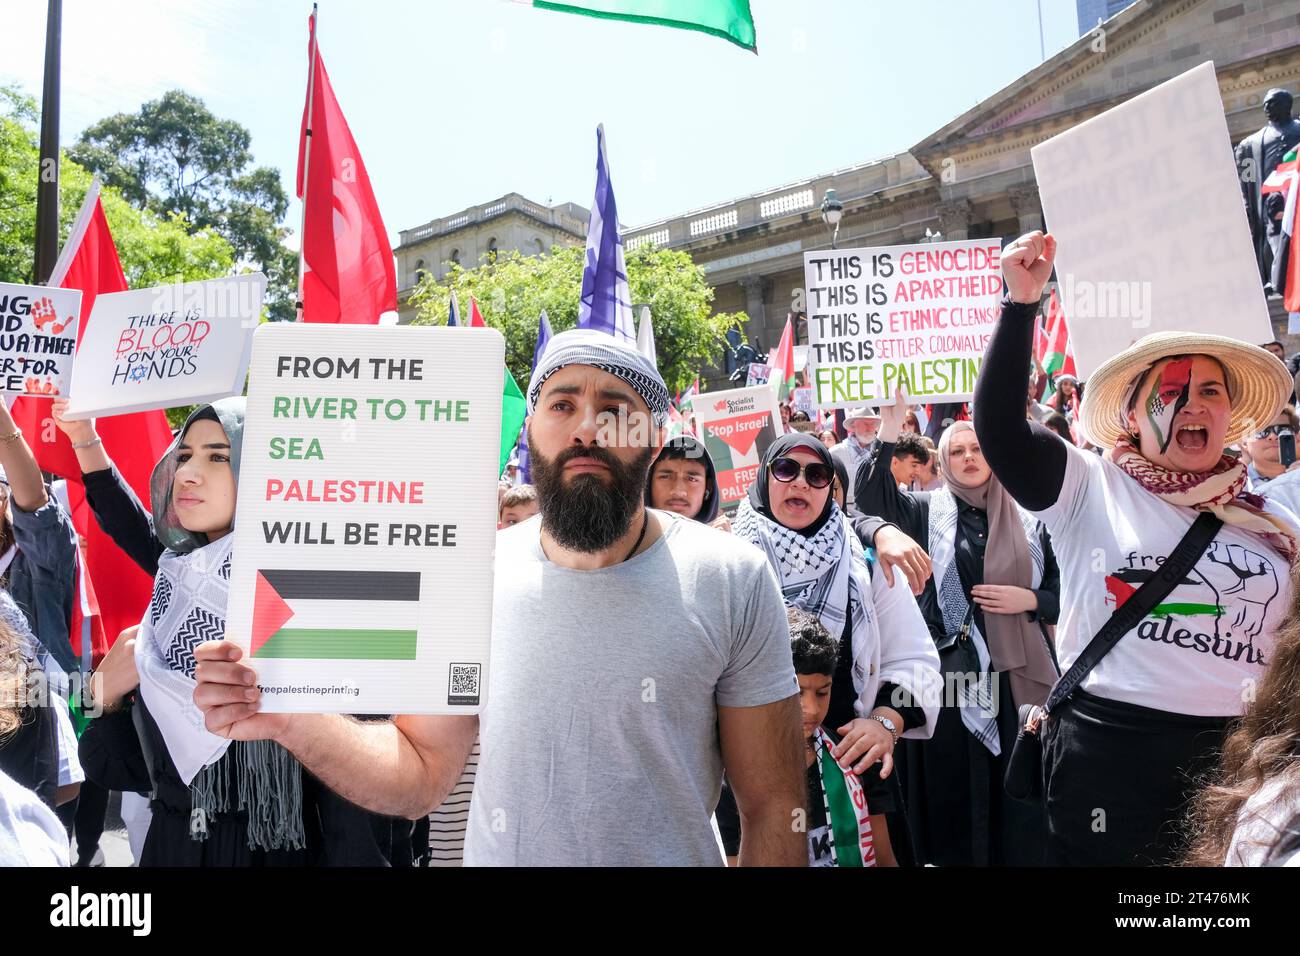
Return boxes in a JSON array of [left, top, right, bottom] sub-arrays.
[[1044, 511, 1223, 715]]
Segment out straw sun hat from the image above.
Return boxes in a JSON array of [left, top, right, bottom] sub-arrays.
[[1078, 331, 1294, 449]]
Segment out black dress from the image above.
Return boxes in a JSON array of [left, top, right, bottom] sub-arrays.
[[856, 439, 1060, 866], [78, 465, 414, 866]]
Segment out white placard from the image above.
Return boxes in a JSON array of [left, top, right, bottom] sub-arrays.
[[0, 283, 82, 396], [1032, 61, 1273, 378], [802, 239, 1003, 408], [63, 274, 265, 419], [689, 384, 782, 508], [225, 323, 503, 714]]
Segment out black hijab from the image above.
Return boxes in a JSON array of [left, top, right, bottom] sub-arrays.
[[747, 433, 836, 537], [644, 436, 721, 523]]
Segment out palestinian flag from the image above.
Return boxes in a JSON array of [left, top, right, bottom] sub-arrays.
[[251, 569, 421, 660], [527, 0, 757, 52], [1268, 149, 1300, 311], [469, 295, 487, 328], [1041, 289, 1076, 400], [769, 315, 797, 402], [501, 367, 527, 475]]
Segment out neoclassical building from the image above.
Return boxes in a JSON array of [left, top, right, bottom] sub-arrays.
[[393, 193, 588, 323], [620, 0, 1300, 387]]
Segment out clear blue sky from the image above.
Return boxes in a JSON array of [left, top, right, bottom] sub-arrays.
[[3, 0, 1082, 246]]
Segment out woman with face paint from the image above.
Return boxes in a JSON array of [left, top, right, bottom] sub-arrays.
[[856, 392, 1060, 866], [733, 433, 942, 865], [975, 231, 1298, 866]]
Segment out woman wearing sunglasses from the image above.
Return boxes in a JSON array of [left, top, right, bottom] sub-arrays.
[[856, 392, 1060, 867], [733, 434, 941, 865]]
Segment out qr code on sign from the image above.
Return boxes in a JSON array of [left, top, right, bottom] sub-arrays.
[[448, 663, 481, 706]]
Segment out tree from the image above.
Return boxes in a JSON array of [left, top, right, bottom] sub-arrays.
[[408, 244, 745, 394], [1, 86, 234, 288], [68, 90, 295, 320]]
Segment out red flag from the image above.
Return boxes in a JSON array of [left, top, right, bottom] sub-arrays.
[[12, 181, 172, 647], [1032, 312, 1048, 368], [296, 12, 396, 324], [469, 296, 486, 328]]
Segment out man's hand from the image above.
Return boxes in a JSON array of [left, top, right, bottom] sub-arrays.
[[874, 525, 931, 595], [833, 715, 896, 778], [709, 514, 732, 533], [1002, 231, 1056, 305], [192, 640, 292, 743], [970, 584, 1038, 615], [878, 387, 909, 443]]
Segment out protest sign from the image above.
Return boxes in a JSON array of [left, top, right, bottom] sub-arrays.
[[225, 323, 504, 714], [745, 362, 771, 387], [62, 273, 265, 419], [792, 386, 816, 418], [1032, 61, 1273, 378], [0, 283, 81, 396], [689, 384, 782, 507], [802, 239, 1002, 409]]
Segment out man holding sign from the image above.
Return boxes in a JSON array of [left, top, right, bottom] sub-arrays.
[[192, 330, 806, 866]]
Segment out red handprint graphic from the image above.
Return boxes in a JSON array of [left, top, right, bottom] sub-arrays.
[[29, 296, 75, 335]]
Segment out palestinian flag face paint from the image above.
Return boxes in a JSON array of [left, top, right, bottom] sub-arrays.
[[1144, 357, 1193, 454], [251, 569, 420, 660]]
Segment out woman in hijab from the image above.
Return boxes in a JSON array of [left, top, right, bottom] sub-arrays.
[[733, 433, 941, 865], [78, 399, 309, 865], [856, 394, 1060, 866], [976, 231, 1297, 865]]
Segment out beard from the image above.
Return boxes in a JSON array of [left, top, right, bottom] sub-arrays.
[[530, 434, 655, 553]]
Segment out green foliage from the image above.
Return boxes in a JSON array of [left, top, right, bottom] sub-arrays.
[[409, 244, 744, 393], [68, 89, 295, 320]]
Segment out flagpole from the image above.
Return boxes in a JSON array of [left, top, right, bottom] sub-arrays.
[[34, 0, 62, 284], [295, 3, 319, 322]]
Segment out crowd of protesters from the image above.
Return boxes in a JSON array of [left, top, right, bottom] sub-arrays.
[[3, 231, 1300, 867]]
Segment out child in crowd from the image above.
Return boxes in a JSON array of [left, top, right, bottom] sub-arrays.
[[717, 608, 893, 867], [498, 484, 539, 528]]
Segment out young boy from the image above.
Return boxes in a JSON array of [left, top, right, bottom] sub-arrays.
[[717, 608, 895, 866], [498, 484, 539, 529]]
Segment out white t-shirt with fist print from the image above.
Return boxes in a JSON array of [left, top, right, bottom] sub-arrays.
[[1035, 444, 1296, 717]]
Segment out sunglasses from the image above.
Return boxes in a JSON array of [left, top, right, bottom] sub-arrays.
[[769, 457, 834, 488], [1254, 425, 1293, 439]]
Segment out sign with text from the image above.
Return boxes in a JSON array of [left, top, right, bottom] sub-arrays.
[[226, 323, 504, 714], [745, 362, 771, 387], [792, 386, 816, 418], [690, 384, 781, 508], [62, 274, 265, 419], [0, 283, 81, 396], [802, 239, 1002, 408], [1032, 61, 1273, 378]]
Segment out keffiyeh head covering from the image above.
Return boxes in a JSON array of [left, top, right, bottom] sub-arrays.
[[526, 328, 671, 427], [644, 436, 721, 523], [136, 399, 304, 851], [149, 398, 246, 554]]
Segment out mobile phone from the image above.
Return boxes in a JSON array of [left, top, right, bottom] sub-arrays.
[[1280, 430, 1296, 468]]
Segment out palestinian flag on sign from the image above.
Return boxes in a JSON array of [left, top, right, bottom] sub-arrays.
[[252, 569, 420, 660], [698, 392, 779, 504], [768, 315, 797, 403]]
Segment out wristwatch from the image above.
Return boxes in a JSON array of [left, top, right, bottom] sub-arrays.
[[869, 713, 898, 744]]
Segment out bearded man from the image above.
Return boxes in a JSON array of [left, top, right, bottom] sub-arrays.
[[190, 330, 806, 866]]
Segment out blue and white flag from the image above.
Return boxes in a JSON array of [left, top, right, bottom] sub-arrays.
[[517, 310, 553, 484], [576, 125, 635, 343], [448, 288, 460, 327]]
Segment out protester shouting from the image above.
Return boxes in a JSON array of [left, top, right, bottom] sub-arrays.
[[856, 393, 1059, 866], [974, 230, 1298, 865], [732, 433, 942, 863], [192, 330, 808, 866]]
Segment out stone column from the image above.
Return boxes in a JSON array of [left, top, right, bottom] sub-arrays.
[[738, 275, 774, 346], [935, 199, 973, 240], [1009, 184, 1044, 234]]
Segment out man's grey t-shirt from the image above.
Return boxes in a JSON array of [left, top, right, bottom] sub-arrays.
[[464, 511, 797, 866]]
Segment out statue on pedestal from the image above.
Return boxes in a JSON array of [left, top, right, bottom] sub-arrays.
[[1237, 89, 1300, 291]]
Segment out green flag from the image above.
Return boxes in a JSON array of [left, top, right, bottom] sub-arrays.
[[532, 0, 757, 52], [501, 368, 527, 476]]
